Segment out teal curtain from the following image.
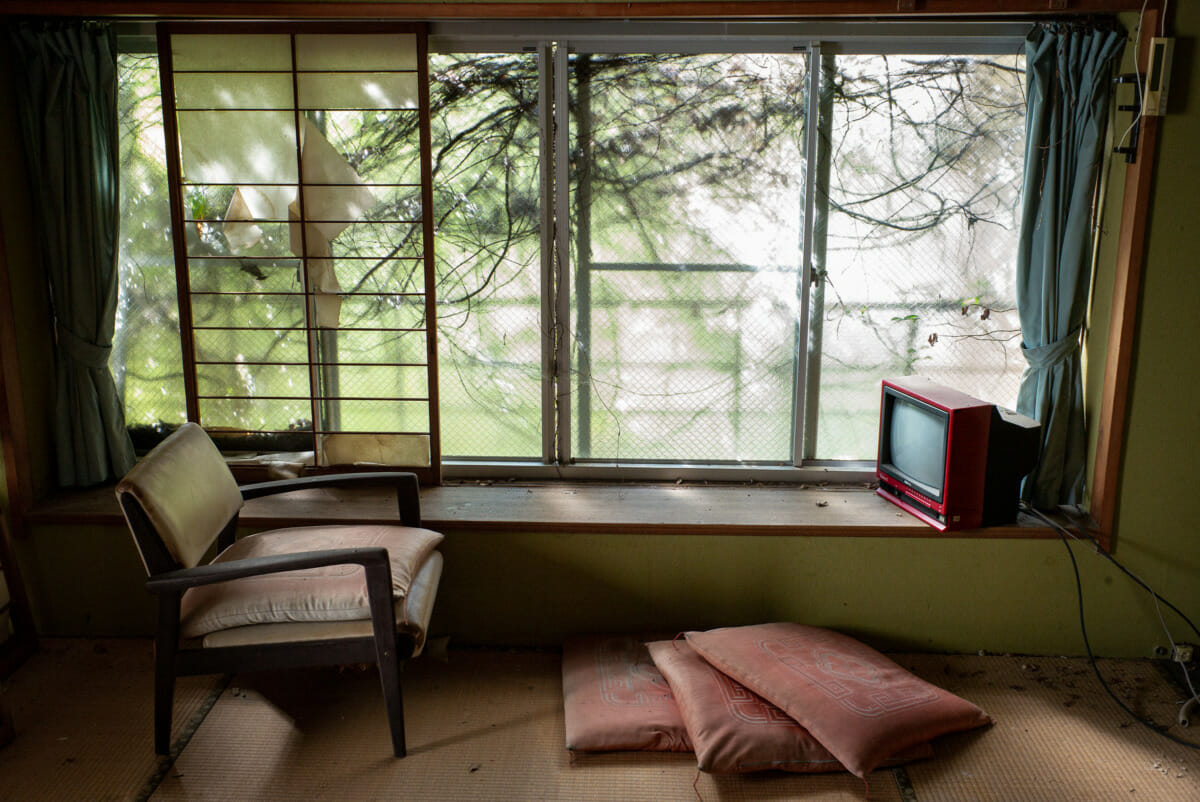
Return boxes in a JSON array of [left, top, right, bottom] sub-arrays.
[[8, 21, 136, 487], [1016, 24, 1124, 508]]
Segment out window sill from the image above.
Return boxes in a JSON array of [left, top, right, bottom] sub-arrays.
[[29, 481, 1053, 539]]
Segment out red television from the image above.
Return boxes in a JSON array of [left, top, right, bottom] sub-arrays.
[[875, 376, 1041, 532]]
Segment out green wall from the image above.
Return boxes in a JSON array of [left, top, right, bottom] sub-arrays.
[[2, 6, 1199, 657], [5, 521, 1164, 656], [1103, 2, 1200, 650]]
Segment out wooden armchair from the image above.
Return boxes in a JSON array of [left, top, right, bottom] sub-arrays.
[[115, 422, 443, 757]]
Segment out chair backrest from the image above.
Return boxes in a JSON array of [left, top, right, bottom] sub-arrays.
[[115, 422, 244, 574]]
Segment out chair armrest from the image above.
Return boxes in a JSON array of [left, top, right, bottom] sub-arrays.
[[238, 472, 422, 527], [145, 546, 390, 595]]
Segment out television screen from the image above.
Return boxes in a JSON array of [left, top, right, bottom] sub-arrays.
[[886, 396, 947, 501]]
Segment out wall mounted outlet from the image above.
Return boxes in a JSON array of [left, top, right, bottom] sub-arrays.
[[1142, 37, 1175, 116], [1174, 643, 1195, 664]]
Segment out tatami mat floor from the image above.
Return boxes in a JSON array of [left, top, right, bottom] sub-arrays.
[[0, 640, 1198, 801]]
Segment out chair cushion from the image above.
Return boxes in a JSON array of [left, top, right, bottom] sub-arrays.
[[179, 524, 443, 639], [116, 422, 243, 570], [685, 623, 991, 778], [646, 639, 932, 774], [197, 551, 443, 654], [562, 635, 692, 753]]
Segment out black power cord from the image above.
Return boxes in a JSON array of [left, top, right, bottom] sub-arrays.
[[1022, 503, 1200, 751]]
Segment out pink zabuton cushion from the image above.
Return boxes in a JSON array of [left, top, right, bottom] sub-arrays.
[[562, 636, 692, 753], [686, 623, 991, 778], [647, 639, 931, 774]]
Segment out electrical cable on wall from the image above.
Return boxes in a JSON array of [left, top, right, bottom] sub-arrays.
[[1115, 0, 1151, 151], [1022, 503, 1200, 751]]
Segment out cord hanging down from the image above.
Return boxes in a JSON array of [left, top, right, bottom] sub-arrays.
[[1022, 503, 1200, 751]]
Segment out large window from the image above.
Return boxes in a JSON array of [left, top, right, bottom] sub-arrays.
[[114, 23, 1028, 480]]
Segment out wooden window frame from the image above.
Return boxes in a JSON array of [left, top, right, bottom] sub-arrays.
[[156, 20, 441, 486]]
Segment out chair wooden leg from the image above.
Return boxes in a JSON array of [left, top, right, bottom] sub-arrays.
[[154, 593, 181, 756], [363, 559, 406, 757], [154, 658, 176, 756], [378, 653, 406, 757]]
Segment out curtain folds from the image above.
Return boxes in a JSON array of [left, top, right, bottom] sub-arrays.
[[8, 21, 136, 487], [1016, 24, 1124, 508]]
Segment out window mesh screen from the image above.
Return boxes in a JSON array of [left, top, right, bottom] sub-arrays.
[[430, 53, 544, 459], [569, 53, 809, 463], [813, 54, 1026, 460], [114, 53, 187, 439]]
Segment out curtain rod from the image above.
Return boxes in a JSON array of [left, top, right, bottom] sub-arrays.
[[0, 0, 1157, 22]]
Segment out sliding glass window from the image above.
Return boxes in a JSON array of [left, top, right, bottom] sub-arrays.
[[114, 22, 1028, 480]]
